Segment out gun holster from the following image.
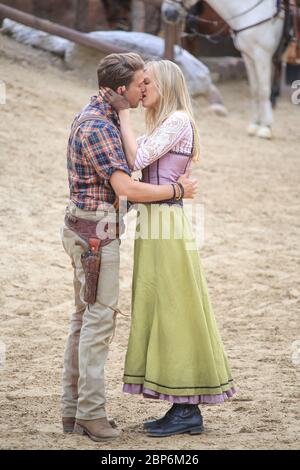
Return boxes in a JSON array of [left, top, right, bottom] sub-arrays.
[[80, 238, 102, 304], [64, 212, 119, 304]]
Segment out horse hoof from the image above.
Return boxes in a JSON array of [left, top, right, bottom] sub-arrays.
[[257, 126, 272, 139], [209, 104, 228, 116], [247, 123, 259, 136]]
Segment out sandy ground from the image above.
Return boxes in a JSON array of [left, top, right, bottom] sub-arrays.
[[0, 34, 299, 450]]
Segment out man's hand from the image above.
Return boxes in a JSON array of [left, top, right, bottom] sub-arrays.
[[104, 88, 130, 112], [178, 172, 198, 199]]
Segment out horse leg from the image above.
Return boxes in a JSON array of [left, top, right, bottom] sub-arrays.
[[242, 53, 260, 136], [253, 49, 273, 139], [271, 60, 282, 107]]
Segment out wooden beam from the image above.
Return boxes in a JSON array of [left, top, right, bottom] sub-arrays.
[[0, 3, 129, 54]]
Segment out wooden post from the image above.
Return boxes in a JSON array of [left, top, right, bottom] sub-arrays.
[[75, 0, 109, 32], [163, 20, 177, 60], [75, 0, 88, 32], [131, 0, 145, 32]]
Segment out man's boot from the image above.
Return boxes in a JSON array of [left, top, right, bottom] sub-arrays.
[[62, 417, 76, 433], [74, 417, 121, 441], [62, 416, 117, 433]]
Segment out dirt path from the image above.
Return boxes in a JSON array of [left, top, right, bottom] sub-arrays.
[[0, 35, 299, 450]]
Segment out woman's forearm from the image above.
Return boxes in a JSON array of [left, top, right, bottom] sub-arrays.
[[119, 109, 138, 170]]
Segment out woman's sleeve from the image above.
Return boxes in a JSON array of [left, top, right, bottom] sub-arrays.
[[134, 112, 190, 171]]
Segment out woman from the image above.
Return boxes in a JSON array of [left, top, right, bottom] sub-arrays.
[[107, 60, 236, 437]]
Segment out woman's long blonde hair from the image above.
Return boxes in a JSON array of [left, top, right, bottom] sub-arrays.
[[145, 60, 200, 162]]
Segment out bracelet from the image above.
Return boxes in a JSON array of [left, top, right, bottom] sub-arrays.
[[173, 183, 179, 200], [177, 182, 185, 199], [174, 183, 182, 201], [171, 183, 176, 200]]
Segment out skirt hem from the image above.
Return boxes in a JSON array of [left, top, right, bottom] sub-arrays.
[[123, 383, 237, 405]]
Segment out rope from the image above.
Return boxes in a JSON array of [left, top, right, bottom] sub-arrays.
[[98, 302, 129, 344]]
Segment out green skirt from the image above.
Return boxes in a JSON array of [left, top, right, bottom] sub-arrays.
[[123, 204, 236, 404]]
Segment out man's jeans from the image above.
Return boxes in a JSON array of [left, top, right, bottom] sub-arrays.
[[61, 202, 120, 420]]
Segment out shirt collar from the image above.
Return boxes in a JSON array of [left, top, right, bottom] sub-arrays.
[[89, 89, 120, 128]]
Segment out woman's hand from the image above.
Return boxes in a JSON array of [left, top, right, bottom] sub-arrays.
[[104, 88, 137, 169], [177, 172, 198, 199], [104, 88, 130, 112]]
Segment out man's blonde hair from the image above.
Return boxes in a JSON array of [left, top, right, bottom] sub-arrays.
[[145, 60, 200, 162]]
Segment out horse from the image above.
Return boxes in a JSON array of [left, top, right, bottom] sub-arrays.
[[162, 0, 288, 139]]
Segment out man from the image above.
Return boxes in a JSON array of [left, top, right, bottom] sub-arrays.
[[61, 52, 197, 442]]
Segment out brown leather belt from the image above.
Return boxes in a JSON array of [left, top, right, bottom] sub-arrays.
[[64, 212, 120, 247]]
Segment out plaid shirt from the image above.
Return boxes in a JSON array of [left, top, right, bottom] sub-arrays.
[[67, 91, 131, 211]]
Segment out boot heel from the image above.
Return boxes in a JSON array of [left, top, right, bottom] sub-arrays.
[[189, 425, 204, 435], [63, 425, 74, 433], [74, 423, 87, 436]]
